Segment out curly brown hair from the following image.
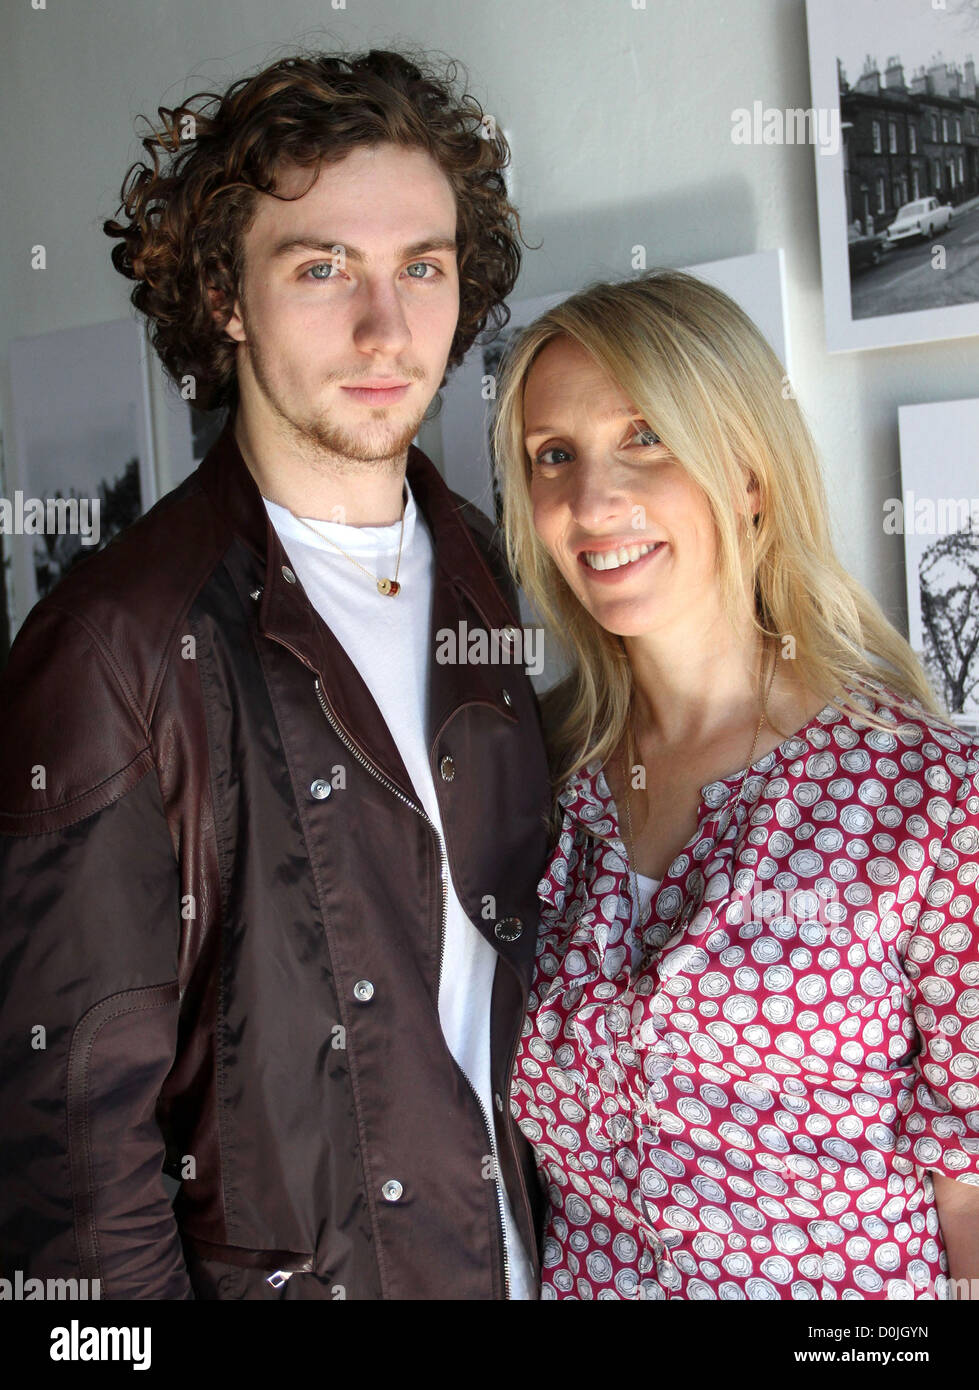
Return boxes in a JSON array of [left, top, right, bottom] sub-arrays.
[[103, 47, 526, 411]]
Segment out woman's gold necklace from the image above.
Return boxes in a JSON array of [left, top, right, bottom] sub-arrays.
[[620, 641, 778, 936], [288, 485, 407, 597]]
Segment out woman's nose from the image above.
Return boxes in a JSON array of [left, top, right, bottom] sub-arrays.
[[567, 455, 631, 530]]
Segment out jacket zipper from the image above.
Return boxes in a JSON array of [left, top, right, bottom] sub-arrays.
[[500, 1000, 542, 1290], [312, 676, 512, 1299]]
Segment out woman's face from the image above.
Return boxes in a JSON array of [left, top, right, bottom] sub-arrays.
[[524, 336, 751, 640]]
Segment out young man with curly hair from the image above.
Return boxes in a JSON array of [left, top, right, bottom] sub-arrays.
[[0, 49, 551, 1300]]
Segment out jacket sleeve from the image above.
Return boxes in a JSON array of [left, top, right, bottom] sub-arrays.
[[0, 600, 194, 1298]]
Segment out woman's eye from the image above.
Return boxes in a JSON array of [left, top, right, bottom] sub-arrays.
[[535, 446, 572, 466], [631, 426, 661, 447]]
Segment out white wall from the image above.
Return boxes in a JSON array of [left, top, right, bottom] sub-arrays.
[[1, 0, 976, 635]]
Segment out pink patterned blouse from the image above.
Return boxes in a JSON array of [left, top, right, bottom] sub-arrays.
[[511, 683, 979, 1300]]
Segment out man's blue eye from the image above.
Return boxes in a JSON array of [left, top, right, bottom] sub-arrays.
[[306, 260, 439, 282]]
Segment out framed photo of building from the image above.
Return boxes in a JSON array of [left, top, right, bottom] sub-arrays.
[[897, 396, 979, 734], [5, 318, 157, 637], [807, 0, 979, 351]]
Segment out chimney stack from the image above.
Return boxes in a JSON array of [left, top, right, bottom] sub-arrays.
[[884, 56, 906, 91], [855, 54, 881, 95], [928, 54, 952, 97]]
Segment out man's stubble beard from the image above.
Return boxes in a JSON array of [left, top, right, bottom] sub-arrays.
[[245, 330, 433, 474]]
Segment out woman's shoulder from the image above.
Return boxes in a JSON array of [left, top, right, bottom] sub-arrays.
[[814, 679, 979, 840], [834, 678, 977, 767]]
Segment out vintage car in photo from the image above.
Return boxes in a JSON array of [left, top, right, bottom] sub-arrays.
[[885, 197, 954, 245], [847, 222, 888, 272]]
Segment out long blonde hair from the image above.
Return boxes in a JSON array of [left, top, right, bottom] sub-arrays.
[[491, 269, 954, 812]]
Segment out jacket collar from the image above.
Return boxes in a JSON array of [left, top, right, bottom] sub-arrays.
[[197, 415, 520, 802]]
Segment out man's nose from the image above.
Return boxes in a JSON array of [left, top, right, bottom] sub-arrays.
[[352, 280, 412, 357]]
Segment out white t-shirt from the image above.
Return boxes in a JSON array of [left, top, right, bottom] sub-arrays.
[[263, 480, 534, 1300]]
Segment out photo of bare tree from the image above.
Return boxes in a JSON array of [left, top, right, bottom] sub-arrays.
[[898, 396, 979, 734]]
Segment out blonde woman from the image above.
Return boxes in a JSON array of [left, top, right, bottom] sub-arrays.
[[493, 270, 979, 1300]]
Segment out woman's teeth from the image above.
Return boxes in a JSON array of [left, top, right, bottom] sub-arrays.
[[581, 541, 661, 572]]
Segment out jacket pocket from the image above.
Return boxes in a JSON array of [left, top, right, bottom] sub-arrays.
[[179, 1233, 318, 1300], [66, 981, 187, 1290], [178, 1232, 315, 1273]]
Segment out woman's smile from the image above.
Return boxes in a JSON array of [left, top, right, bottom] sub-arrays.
[[577, 538, 668, 580]]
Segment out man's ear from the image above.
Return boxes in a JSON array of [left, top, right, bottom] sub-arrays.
[[207, 283, 246, 343]]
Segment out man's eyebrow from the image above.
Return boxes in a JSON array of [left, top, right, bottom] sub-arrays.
[[269, 235, 458, 262]]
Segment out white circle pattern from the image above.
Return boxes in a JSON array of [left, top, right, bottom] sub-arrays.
[[512, 684, 979, 1300]]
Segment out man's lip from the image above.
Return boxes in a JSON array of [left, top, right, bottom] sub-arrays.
[[340, 381, 412, 402], [343, 379, 411, 388]]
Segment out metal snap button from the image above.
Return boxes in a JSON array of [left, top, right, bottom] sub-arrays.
[[354, 980, 374, 1002], [281, 566, 297, 584], [381, 1180, 403, 1202], [310, 778, 332, 800], [439, 754, 456, 782], [495, 916, 522, 943]]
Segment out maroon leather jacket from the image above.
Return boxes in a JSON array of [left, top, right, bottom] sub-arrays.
[[0, 419, 552, 1299]]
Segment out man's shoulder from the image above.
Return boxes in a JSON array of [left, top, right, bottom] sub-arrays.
[[0, 470, 230, 829], [441, 485, 518, 607], [38, 469, 224, 627], [445, 485, 499, 550], [13, 468, 230, 666]]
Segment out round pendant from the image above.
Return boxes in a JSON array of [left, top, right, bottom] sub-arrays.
[[377, 578, 400, 596]]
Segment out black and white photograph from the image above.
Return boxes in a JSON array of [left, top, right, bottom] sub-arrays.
[[6, 318, 156, 635], [898, 395, 979, 735], [149, 347, 231, 495], [808, 0, 979, 351]]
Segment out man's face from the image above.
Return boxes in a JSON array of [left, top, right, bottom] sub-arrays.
[[223, 142, 460, 464]]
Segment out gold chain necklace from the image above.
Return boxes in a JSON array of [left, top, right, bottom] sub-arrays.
[[620, 640, 778, 938], [288, 485, 407, 597]]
